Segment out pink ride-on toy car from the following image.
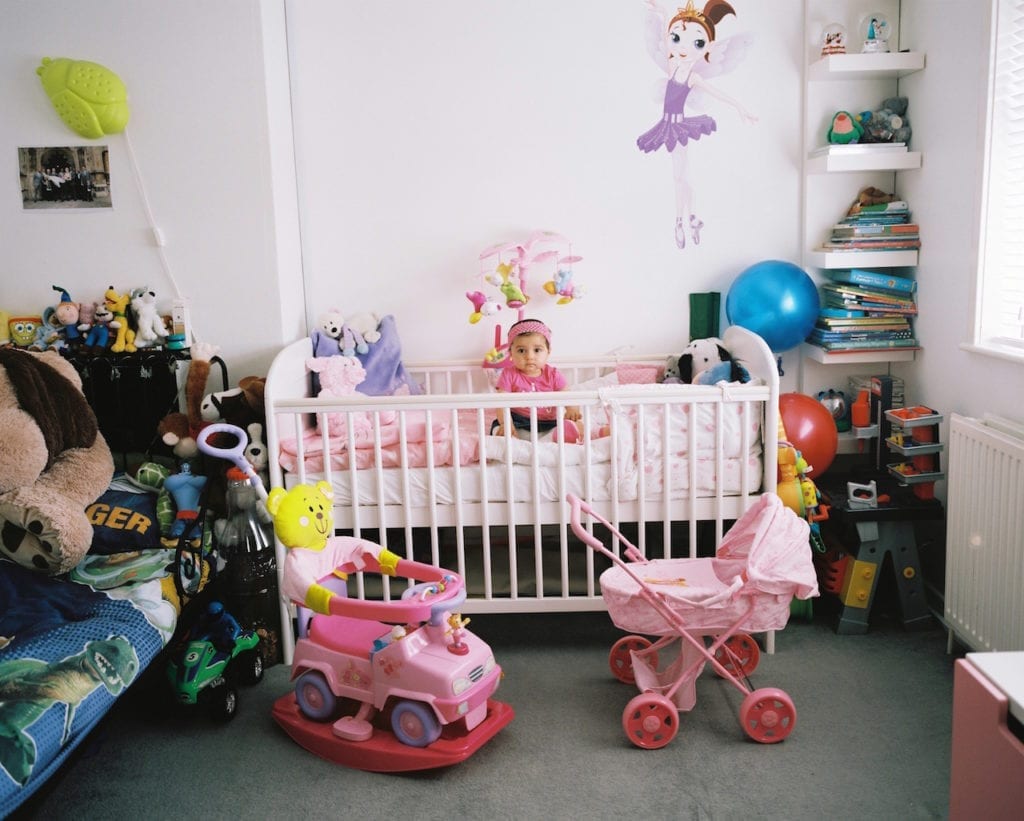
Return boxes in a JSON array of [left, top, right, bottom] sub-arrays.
[[271, 546, 514, 771]]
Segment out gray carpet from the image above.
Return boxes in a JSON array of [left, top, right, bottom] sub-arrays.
[[12, 606, 956, 820]]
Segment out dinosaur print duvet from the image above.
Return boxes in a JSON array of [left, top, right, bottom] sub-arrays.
[[0, 558, 172, 815]]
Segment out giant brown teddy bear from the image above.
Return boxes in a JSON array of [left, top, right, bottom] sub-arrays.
[[0, 348, 113, 574]]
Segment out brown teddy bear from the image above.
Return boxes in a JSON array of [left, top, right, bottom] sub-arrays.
[[157, 341, 220, 460], [0, 348, 114, 573]]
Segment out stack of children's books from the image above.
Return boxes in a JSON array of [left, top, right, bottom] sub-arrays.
[[819, 199, 921, 253], [806, 268, 920, 353]]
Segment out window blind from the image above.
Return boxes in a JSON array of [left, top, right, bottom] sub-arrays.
[[979, 0, 1024, 349]]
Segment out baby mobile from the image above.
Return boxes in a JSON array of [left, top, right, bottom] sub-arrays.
[[466, 230, 584, 369]]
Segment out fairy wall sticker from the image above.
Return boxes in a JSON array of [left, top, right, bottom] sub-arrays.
[[638, 1, 757, 249]]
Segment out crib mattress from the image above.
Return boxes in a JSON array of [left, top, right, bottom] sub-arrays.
[[282, 453, 763, 509]]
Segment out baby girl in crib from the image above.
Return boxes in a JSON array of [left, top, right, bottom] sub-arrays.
[[491, 318, 582, 442]]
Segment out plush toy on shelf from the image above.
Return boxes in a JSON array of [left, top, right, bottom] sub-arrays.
[[827, 111, 864, 144], [130, 287, 169, 349], [79, 300, 115, 354], [41, 285, 83, 349], [103, 286, 136, 354], [857, 96, 911, 145]]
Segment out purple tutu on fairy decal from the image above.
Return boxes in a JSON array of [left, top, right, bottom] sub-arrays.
[[636, 77, 717, 153]]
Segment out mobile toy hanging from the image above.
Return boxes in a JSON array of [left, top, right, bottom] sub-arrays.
[[472, 230, 585, 368]]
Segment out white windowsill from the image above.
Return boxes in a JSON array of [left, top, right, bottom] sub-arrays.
[[960, 341, 1024, 365]]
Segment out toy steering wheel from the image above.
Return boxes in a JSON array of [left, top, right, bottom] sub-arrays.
[[330, 568, 465, 626], [401, 575, 467, 624], [196, 422, 267, 501]]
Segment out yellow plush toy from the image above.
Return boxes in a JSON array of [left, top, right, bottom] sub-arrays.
[[266, 482, 398, 614], [104, 286, 136, 354]]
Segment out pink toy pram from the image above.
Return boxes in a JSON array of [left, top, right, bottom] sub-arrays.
[[567, 492, 818, 748]]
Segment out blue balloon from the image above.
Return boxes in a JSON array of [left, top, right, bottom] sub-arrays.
[[726, 260, 820, 352]]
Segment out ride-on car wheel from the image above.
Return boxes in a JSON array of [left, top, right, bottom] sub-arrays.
[[609, 636, 655, 685], [295, 671, 338, 722], [237, 649, 264, 685], [391, 700, 442, 747], [203, 682, 238, 722]]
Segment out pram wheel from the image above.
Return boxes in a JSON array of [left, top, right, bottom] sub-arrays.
[[622, 692, 678, 749], [712, 633, 760, 679], [739, 687, 796, 744], [609, 636, 656, 684]]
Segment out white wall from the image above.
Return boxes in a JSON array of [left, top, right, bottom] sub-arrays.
[[286, 0, 804, 365], [2, 0, 1021, 440], [0, 0, 301, 381], [897, 0, 1024, 426]]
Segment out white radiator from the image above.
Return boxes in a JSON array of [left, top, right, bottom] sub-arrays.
[[945, 413, 1024, 652]]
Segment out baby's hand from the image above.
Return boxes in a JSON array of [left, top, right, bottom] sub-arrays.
[[566, 405, 582, 422]]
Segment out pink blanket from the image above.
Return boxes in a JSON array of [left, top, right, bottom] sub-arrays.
[[278, 412, 478, 473]]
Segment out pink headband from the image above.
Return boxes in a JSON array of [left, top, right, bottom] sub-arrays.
[[508, 319, 551, 345]]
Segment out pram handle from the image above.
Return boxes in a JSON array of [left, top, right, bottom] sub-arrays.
[[566, 493, 646, 564]]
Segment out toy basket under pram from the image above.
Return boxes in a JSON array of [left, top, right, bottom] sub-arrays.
[[567, 492, 818, 748]]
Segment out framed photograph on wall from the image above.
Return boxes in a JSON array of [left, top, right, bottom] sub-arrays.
[[19, 145, 112, 209]]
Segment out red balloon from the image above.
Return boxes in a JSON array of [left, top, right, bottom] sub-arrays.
[[779, 392, 839, 478]]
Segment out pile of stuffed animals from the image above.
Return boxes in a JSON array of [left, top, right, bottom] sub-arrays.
[[827, 96, 911, 146], [0, 335, 272, 576], [4, 283, 178, 355]]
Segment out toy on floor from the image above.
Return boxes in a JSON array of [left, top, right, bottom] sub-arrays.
[[166, 600, 263, 722], [196, 424, 514, 770], [567, 492, 817, 748], [268, 481, 513, 770]]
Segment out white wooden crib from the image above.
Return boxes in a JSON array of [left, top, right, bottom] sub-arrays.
[[265, 325, 780, 663]]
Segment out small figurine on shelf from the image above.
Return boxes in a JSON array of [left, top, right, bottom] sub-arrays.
[[820, 22, 847, 57], [860, 12, 891, 54]]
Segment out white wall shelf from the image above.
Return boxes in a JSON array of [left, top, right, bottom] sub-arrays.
[[800, 9, 924, 379], [806, 249, 919, 269], [807, 150, 922, 174], [808, 51, 926, 82], [802, 343, 917, 364]]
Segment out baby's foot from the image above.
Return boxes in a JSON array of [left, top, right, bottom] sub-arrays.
[[554, 420, 580, 444], [690, 214, 704, 245], [674, 217, 687, 249]]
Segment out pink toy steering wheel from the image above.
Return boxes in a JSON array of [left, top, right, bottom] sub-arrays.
[[328, 567, 465, 626], [196, 422, 267, 501]]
